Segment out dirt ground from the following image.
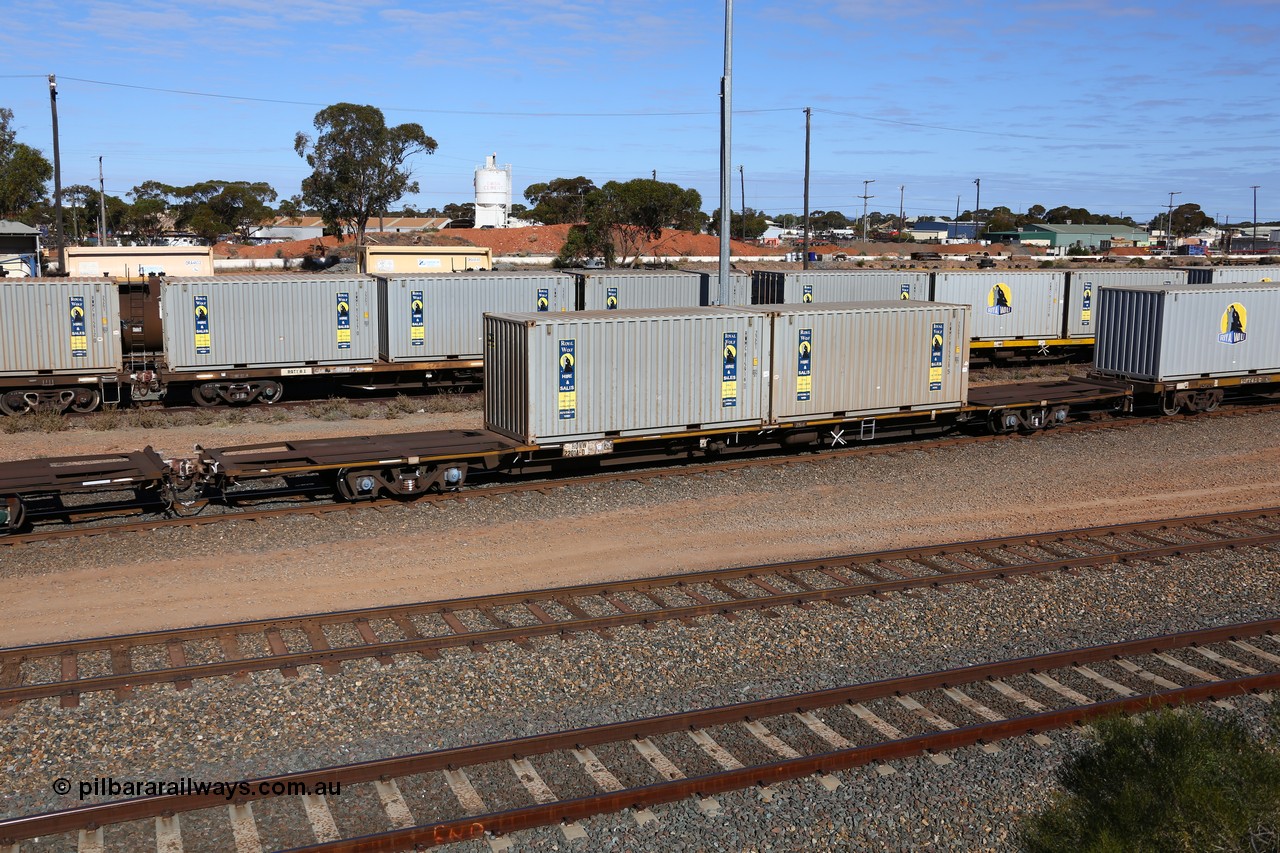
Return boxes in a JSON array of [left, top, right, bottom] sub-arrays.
[[2, 404, 1278, 647]]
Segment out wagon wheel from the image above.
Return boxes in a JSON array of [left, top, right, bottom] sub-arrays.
[[191, 384, 220, 407], [1201, 391, 1223, 413], [258, 381, 284, 405], [1160, 393, 1182, 417], [0, 391, 32, 416], [1, 497, 25, 533], [69, 388, 101, 414]]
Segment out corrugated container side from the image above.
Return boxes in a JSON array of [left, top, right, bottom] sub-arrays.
[[1093, 288, 1162, 379], [1173, 266, 1215, 286], [0, 278, 122, 375], [932, 271, 1064, 340], [749, 270, 929, 304], [1064, 269, 1188, 338], [1210, 266, 1280, 284], [768, 301, 969, 422], [161, 275, 378, 370], [572, 271, 704, 311], [378, 273, 572, 361], [483, 308, 770, 445], [1093, 283, 1280, 381]]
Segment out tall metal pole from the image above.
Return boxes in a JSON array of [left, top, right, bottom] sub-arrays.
[[739, 164, 745, 241], [802, 107, 811, 270], [860, 179, 875, 242], [48, 74, 65, 274], [973, 178, 981, 239], [98, 156, 107, 246], [898, 185, 905, 235], [1251, 185, 1260, 253], [717, 0, 733, 305], [1166, 191, 1181, 250]]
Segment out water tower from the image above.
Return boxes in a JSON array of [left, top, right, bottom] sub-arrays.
[[474, 153, 512, 228]]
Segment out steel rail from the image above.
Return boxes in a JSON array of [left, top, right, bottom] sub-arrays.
[[6, 398, 1276, 548], [2, 617, 1276, 844], [2, 508, 1276, 706]]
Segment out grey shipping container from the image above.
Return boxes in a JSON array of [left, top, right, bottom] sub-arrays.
[[161, 275, 378, 370], [684, 269, 752, 306], [768, 301, 970, 423], [0, 278, 122, 376], [484, 307, 770, 445], [751, 270, 930, 305], [377, 272, 573, 361], [932, 270, 1065, 341], [1206, 266, 1280, 284], [570, 270, 704, 311], [1093, 282, 1280, 381], [1064, 269, 1188, 338], [1172, 266, 1215, 286]]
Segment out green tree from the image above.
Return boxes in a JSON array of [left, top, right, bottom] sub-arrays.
[[1021, 709, 1280, 853], [554, 222, 615, 268], [169, 180, 278, 242], [441, 202, 475, 222], [1150, 203, 1213, 239], [294, 103, 437, 255], [124, 184, 172, 244], [707, 207, 769, 240], [0, 108, 53, 219], [524, 176, 598, 224], [587, 179, 705, 266]]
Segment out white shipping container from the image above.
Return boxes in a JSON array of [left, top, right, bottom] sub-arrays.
[[572, 270, 704, 311], [768, 301, 970, 422], [1064, 269, 1188, 338], [377, 272, 572, 361], [752, 270, 930, 305], [161, 275, 377, 370], [1093, 282, 1280, 381], [484, 307, 770, 445], [1210, 266, 1280, 284], [0, 278, 121, 376], [932, 271, 1065, 340]]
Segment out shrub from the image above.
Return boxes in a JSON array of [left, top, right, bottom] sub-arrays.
[[1020, 708, 1280, 853]]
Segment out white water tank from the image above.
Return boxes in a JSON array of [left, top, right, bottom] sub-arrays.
[[474, 153, 512, 228]]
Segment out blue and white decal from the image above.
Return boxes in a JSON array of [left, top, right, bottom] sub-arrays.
[[721, 332, 738, 408], [558, 339, 576, 419], [69, 296, 87, 358], [796, 329, 812, 402]]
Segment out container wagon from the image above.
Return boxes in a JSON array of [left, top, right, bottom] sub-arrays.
[[932, 270, 1067, 350], [1092, 281, 1280, 413]]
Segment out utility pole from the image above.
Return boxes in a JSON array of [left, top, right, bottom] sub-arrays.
[[49, 74, 65, 274], [898, 185, 905, 235], [973, 178, 981, 240], [98, 156, 107, 246], [717, 0, 732, 303], [652, 170, 657, 181], [1251, 185, 1260, 253], [954, 196, 960, 240], [859, 179, 875, 243], [1166, 191, 1181, 250], [738, 164, 746, 241], [802, 107, 811, 270]]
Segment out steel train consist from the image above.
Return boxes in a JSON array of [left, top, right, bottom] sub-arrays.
[[1, 279, 1278, 534], [4, 265, 1275, 416]]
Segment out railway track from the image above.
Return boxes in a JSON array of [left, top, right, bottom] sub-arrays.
[[3, 618, 1277, 851], [3, 506, 1277, 712], [6, 398, 1278, 548]]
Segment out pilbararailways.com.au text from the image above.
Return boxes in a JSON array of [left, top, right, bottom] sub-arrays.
[[52, 776, 342, 801]]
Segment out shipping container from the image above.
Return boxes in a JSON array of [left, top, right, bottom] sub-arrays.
[[1093, 282, 1280, 381], [1064, 269, 1188, 338], [683, 269, 752, 306], [1206, 265, 1280, 284], [363, 245, 493, 274], [1173, 266, 1215, 286], [570, 270, 704, 311], [64, 245, 214, 277], [751, 270, 930, 305], [484, 307, 770, 445], [767, 301, 969, 423], [160, 275, 378, 370], [0, 278, 122, 376], [932, 270, 1065, 340], [377, 272, 573, 361]]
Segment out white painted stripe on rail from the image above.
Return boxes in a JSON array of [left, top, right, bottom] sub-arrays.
[[78, 829, 104, 853], [1073, 665, 1137, 698], [1153, 653, 1235, 708], [633, 738, 719, 815], [845, 703, 936, 767], [1113, 658, 1181, 690], [442, 768, 487, 815], [985, 680, 1052, 746], [897, 695, 996, 754], [1030, 672, 1093, 705]]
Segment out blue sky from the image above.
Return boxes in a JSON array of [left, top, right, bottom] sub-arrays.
[[3, 1, 1278, 226]]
